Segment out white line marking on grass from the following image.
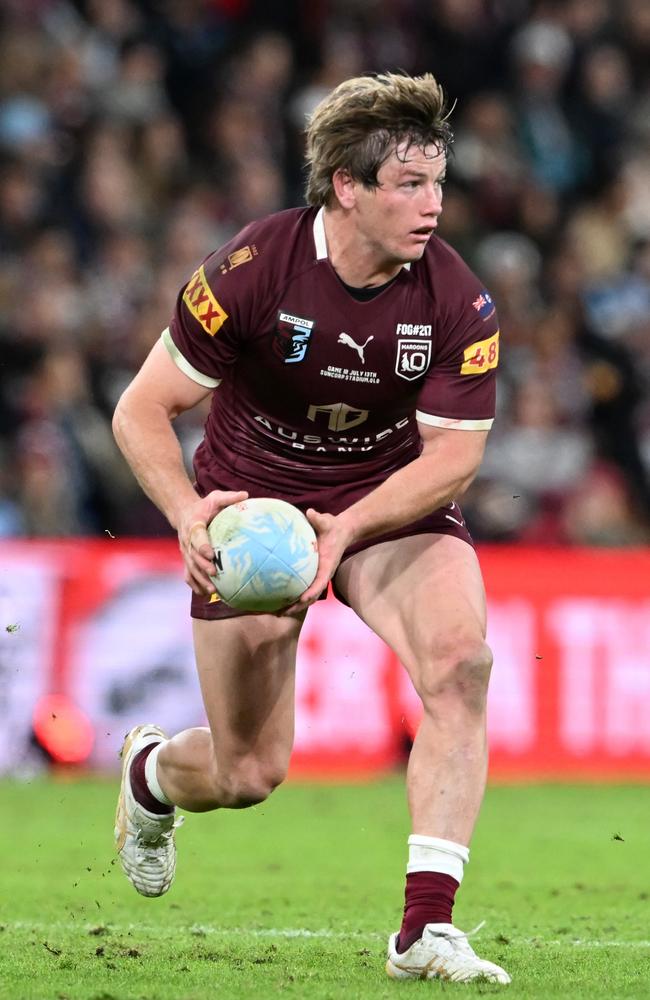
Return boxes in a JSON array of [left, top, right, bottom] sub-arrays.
[[533, 940, 650, 949], [7, 923, 650, 948], [8, 922, 382, 940]]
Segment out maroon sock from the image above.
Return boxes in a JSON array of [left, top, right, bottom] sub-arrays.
[[396, 871, 459, 954], [129, 743, 174, 815]]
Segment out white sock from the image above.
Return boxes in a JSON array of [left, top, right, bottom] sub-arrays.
[[144, 741, 173, 806], [407, 834, 469, 884]]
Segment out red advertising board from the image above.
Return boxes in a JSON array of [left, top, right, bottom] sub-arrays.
[[1, 541, 648, 779], [482, 548, 650, 779]]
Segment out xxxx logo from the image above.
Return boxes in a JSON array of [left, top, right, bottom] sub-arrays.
[[183, 266, 228, 336]]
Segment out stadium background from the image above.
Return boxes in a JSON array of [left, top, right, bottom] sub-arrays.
[[0, 0, 648, 779]]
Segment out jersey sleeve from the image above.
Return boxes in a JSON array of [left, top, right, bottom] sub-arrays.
[[416, 270, 499, 432], [161, 229, 260, 387]]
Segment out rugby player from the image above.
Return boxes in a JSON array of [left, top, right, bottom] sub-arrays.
[[112, 72, 509, 984]]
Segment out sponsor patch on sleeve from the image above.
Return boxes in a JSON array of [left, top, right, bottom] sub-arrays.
[[182, 265, 228, 336], [460, 330, 499, 375]]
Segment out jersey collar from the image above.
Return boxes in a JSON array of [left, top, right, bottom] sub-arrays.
[[313, 206, 411, 270], [313, 206, 328, 259]]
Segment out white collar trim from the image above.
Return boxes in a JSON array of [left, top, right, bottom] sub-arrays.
[[313, 206, 328, 259]]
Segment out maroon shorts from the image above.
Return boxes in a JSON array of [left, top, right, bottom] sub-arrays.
[[190, 493, 473, 621]]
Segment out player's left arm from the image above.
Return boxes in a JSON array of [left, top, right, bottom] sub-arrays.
[[290, 423, 487, 607], [340, 419, 488, 544]]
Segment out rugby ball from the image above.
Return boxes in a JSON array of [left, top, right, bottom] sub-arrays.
[[208, 498, 319, 612]]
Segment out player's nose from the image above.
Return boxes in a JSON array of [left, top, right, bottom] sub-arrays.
[[421, 182, 443, 217]]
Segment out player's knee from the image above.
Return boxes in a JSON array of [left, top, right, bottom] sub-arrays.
[[419, 640, 493, 718], [219, 755, 288, 808]]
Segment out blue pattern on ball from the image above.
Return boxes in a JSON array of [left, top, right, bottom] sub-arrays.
[[208, 498, 319, 612]]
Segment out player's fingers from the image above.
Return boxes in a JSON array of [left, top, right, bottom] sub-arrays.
[[187, 560, 216, 595], [205, 489, 248, 518], [292, 563, 330, 607], [188, 522, 215, 562], [183, 537, 216, 590], [305, 508, 330, 533], [183, 564, 209, 596], [277, 598, 315, 617], [298, 580, 326, 605]]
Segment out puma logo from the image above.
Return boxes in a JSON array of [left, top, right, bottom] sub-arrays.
[[338, 332, 374, 363]]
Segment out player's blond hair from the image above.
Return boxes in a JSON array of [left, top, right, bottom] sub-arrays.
[[305, 72, 453, 207]]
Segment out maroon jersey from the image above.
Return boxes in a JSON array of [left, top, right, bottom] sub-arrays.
[[163, 206, 499, 516]]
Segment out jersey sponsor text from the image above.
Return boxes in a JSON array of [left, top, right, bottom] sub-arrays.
[[460, 330, 499, 375], [183, 266, 228, 336], [254, 412, 411, 452]]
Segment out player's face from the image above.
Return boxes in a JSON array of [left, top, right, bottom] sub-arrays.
[[353, 142, 446, 266]]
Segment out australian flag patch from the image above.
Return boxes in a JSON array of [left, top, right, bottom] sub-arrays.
[[471, 290, 495, 321]]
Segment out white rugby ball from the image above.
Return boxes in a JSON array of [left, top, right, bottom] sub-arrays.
[[208, 498, 319, 612]]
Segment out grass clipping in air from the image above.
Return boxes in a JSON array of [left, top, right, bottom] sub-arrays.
[[0, 778, 649, 998]]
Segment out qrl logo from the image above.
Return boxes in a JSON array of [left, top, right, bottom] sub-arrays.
[[395, 341, 432, 381], [307, 402, 369, 431]]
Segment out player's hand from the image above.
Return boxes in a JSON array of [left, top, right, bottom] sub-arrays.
[[280, 508, 353, 615], [177, 490, 248, 595]]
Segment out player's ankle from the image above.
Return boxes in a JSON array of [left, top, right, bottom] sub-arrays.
[[130, 742, 174, 814], [397, 871, 459, 952]]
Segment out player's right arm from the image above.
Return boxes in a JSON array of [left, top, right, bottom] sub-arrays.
[[112, 339, 247, 596]]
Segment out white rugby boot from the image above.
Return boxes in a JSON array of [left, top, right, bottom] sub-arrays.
[[114, 724, 180, 897], [386, 923, 511, 984]]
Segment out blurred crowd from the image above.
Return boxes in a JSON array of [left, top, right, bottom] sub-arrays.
[[0, 0, 648, 545]]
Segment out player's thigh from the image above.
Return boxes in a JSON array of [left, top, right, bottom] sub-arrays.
[[192, 612, 305, 757], [334, 534, 488, 693]]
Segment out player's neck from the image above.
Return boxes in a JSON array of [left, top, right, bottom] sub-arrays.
[[322, 206, 404, 288]]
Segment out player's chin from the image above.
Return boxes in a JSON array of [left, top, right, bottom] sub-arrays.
[[401, 239, 429, 261]]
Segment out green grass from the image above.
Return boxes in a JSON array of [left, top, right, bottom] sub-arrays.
[[0, 777, 649, 999]]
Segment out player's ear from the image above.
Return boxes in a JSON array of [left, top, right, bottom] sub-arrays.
[[332, 168, 356, 210]]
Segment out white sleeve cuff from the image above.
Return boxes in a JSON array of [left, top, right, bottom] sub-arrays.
[[416, 410, 493, 431], [161, 327, 221, 389]]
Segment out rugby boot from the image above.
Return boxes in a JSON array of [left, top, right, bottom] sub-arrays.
[[114, 724, 181, 897], [386, 922, 511, 984]]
